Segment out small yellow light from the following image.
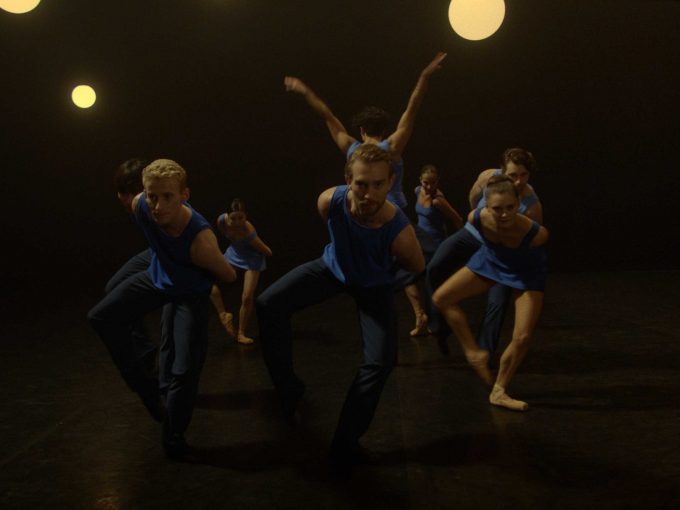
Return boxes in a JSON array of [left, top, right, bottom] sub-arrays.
[[71, 85, 97, 109], [448, 0, 506, 41], [0, 0, 41, 14]]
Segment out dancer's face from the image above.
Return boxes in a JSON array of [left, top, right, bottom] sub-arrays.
[[504, 162, 530, 194], [420, 174, 439, 196], [227, 211, 246, 228], [485, 191, 519, 228], [346, 159, 393, 218], [143, 177, 188, 228]]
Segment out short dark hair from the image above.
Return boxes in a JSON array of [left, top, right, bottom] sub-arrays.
[[345, 144, 392, 179], [501, 148, 537, 174], [420, 164, 438, 179], [351, 106, 390, 138], [114, 158, 148, 195]]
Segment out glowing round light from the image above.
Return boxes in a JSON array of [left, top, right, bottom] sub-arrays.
[[71, 85, 97, 109], [448, 0, 505, 41], [0, 0, 41, 14]]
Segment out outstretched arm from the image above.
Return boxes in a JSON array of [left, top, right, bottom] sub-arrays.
[[387, 52, 447, 157], [284, 77, 357, 154], [317, 187, 336, 221], [391, 224, 426, 274], [190, 229, 237, 284]]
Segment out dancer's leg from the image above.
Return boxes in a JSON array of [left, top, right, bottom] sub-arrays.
[[432, 267, 495, 385], [477, 284, 512, 356], [404, 283, 428, 336], [236, 270, 260, 344], [210, 284, 235, 337], [490, 290, 543, 411]]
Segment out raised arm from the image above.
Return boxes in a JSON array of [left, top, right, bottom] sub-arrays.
[[468, 169, 496, 209], [391, 224, 426, 274], [190, 229, 237, 284], [284, 77, 357, 154], [433, 196, 464, 230], [387, 52, 447, 157]]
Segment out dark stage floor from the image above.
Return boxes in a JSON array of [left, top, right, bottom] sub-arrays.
[[1, 271, 679, 509]]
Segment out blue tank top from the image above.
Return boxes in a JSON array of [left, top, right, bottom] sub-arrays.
[[135, 195, 214, 295], [218, 215, 267, 272], [466, 208, 547, 291], [346, 139, 407, 209], [465, 169, 540, 241], [414, 185, 447, 245], [322, 185, 410, 287]]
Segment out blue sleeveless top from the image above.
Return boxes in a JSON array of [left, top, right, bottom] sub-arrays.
[[465, 169, 540, 241], [347, 139, 407, 209], [466, 208, 547, 291], [322, 185, 410, 287], [135, 194, 214, 296], [218, 215, 267, 272], [414, 185, 447, 245]]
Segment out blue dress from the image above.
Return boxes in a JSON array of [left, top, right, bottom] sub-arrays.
[[414, 185, 447, 251], [466, 208, 547, 292], [347, 139, 407, 209], [218, 215, 267, 271]]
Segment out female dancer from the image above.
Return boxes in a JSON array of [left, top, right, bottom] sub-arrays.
[[211, 199, 272, 345], [432, 175, 548, 410], [406, 165, 463, 336]]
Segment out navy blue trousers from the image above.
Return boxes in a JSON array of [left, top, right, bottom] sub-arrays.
[[88, 270, 209, 435], [425, 228, 511, 355], [256, 258, 397, 450]]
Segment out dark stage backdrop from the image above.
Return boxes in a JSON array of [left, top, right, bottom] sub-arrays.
[[1, 0, 679, 305]]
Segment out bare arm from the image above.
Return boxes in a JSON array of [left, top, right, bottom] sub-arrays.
[[246, 223, 273, 257], [391, 224, 426, 274], [530, 225, 549, 248], [190, 229, 237, 284], [317, 187, 336, 221], [387, 52, 447, 157], [433, 196, 464, 230], [284, 77, 357, 154], [524, 200, 543, 225], [468, 169, 496, 209]]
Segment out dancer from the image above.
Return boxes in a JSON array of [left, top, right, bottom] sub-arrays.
[[283, 51, 446, 208], [211, 198, 272, 345], [256, 144, 424, 473], [426, 148, 543, 357], [432, 175, 548, 411], [88, 159, 237, 459], [406, 165, 463, 336]]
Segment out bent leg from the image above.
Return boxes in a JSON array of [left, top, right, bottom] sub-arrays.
[[433, 267, 495, 385], [332, 285, 397, 453], [491, 290, 543, 411], [256, 258, 343, 403], [237, 270, 260, 344], [425, 229, 481, 337]]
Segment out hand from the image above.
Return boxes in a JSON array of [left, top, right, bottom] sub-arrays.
[[284, 76, 309, 95], [421, 51, 447, 78]]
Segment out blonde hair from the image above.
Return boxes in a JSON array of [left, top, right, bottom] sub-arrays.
[[345, 143, 392, 178], [142, 159, 187, 189]]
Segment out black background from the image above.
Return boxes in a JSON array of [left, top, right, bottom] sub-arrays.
[[2, 0, 679, 301]]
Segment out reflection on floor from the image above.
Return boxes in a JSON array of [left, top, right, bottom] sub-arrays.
[[1, 271, 679, 509]]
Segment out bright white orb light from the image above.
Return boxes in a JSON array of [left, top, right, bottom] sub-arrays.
[[71, 85, 97, 109], [448, 0, 505, 41], [0, 0, 41, 14]]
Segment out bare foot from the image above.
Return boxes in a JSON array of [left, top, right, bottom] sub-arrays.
[[465, 350, 494, 386], [489, 384, 528, 411], [219, 312, 236, 337], [237, 334, 254, 345], [409, 312, 429, 337]]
